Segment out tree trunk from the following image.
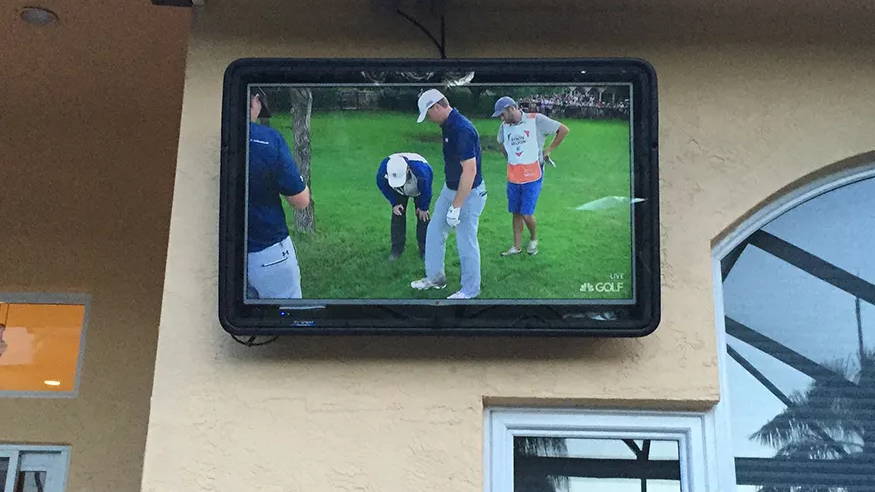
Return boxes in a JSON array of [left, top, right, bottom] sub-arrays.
[[289, 88, 315, 233]]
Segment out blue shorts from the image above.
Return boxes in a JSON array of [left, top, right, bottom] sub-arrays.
[[506, 179, 543, 215]]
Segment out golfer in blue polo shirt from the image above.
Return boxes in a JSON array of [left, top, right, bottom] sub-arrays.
[[246, 89, 311, 299], [410, 89, 487, 299]]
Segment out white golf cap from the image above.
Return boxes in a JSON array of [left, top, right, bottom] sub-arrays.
[[416, 88, 445, 123], [386, 154, 409, 188]]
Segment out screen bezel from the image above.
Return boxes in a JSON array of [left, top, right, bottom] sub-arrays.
[[219, 58, 659, 336]]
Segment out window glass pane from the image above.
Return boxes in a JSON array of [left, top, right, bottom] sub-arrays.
[[565, 438, 636, 459], [722, 176, 875, 489], [645, 440, 680, 461], [1, 457, 8, 491], [726, 336, 813, 459], [761, 179, 875, 285], [513, 436, 680, 492], [0, 303, 85, 393], [15, 471, 47, 492], [725, 246, 875, 374]]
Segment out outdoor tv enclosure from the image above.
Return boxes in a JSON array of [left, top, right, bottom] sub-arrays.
[[219, 58, 658, 336]]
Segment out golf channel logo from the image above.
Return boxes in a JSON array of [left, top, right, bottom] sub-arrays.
[[580, 273, 625, 294]]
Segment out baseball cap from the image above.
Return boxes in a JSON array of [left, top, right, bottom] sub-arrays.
[[491, 96, 517, 117], [386, 155, 409, 188], [416, 88, 445, 123], [252, 88, 271, 118]]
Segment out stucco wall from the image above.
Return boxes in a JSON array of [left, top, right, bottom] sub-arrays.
[[0, 3, 189, 491], [143, 1, 875, 490]]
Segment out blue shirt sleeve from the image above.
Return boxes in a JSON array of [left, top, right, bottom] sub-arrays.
[[376, 158, 400, 206], [412, 162, 433, 211], [273, 131, 306, 197], [455, 127, 479, 162]]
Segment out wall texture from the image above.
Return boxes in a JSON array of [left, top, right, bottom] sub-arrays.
[[0, 1, 189, 490], [143, 1, 875, 490]]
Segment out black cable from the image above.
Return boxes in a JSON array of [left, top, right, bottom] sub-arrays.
[[396, 8, 447, 59], [231, 334, 279, 346], [440, 14, 445, 58]]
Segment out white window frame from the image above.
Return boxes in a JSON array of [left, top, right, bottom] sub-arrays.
[[710, 159, 875, 490], [0, 445, 70, 492], [485, 408, 721, 492], [0, 293, 91, 398]]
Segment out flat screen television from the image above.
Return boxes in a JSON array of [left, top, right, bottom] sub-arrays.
[[219, 58, 658, 336]]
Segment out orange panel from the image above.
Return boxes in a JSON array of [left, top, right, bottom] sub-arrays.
[[0, 303, 85, 393]]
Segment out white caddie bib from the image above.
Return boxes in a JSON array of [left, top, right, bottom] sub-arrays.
[[502, 114, 542, 184]]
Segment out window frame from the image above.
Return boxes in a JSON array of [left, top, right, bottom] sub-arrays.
[[485, 408, 720, 492], [0, 293, 91, 398], [711, 159, 875, 491], [0, 445, 70, 492]]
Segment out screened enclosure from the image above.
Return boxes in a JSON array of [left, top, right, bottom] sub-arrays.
[[721, 176, 875, 491]]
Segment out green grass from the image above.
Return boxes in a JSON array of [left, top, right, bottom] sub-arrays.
[[268, 111, 632, 299]]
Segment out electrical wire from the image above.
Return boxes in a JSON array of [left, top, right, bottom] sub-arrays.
[[396, 8, 447, 59]]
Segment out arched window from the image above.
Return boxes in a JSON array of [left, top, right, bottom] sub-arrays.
[[715, 162, 875, 490]]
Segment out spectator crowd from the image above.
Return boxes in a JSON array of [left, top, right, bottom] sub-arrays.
[[518, 88, 629, 119]]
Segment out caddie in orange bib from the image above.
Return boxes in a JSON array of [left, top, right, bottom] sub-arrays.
[[492, 96, 570, 257], [504, 113, 543, 184]]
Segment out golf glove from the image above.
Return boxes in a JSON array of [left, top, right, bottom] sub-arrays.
[[446, 206, 461, 227]]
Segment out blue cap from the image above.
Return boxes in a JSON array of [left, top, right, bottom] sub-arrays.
[[491, 96, 517, 117]]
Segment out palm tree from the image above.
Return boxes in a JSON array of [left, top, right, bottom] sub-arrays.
[[750, 348, 875, 492], [514, 437, 570, 492]]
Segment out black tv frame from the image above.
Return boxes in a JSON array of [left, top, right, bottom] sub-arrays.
[[219, 58, 659, 336]]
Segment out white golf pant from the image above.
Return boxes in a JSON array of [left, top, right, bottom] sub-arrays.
[[247, 236, 302, 299], [424, 183, 487, 296]]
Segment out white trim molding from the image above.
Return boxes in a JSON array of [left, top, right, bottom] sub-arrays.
[[485, 408, 720, 492], [0, 445, 70, 492]]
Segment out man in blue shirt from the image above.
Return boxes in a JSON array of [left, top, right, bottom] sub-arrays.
[[410, 89, 487, 299], [376, 152, 433, 261], [247, 89, 311, 299]]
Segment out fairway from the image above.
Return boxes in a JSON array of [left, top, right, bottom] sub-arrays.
[[269, 111, 632, 299]]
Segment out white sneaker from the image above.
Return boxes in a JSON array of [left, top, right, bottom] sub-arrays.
[[410, 277, 447, 290], [500, 246, 522, 256], [447, 290, 477, 300], [527, 240, 539, 255]]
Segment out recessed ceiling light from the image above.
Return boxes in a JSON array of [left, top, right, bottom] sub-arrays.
[[43, 380, 61, 386], [20, 6, 59, 25]]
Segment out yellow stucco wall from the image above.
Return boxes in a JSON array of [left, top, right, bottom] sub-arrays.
[[143, 1, 875, 490], [0, 3, 189, 491]]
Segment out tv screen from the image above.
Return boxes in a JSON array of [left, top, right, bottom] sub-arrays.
[[219, 58, 658, 336]]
